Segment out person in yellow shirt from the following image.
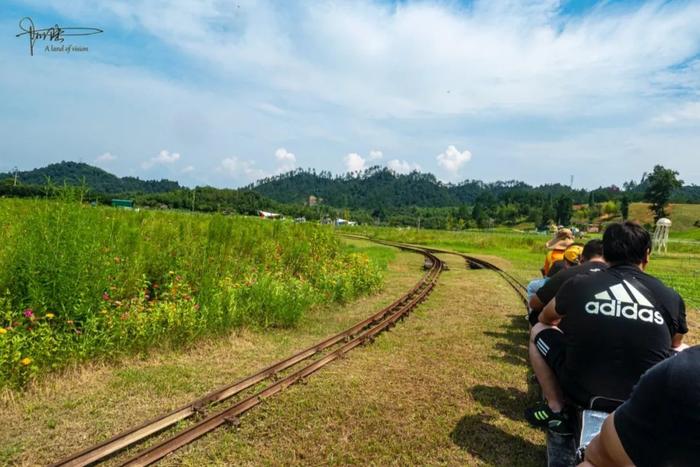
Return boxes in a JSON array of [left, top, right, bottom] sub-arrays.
[[543, 228, 575, 276]]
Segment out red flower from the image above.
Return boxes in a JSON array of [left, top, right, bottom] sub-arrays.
[[23, 309, 33, 318], [103, 292, 110, 301]]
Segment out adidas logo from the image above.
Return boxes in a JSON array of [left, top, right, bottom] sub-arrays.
[[585, 280, 665, 325]]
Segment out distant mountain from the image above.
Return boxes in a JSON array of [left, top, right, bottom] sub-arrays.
[[249, 166, 595, 208], [0, 161, 180, 194]]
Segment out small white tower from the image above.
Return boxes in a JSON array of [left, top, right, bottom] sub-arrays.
[[653, 218, 671, 254]]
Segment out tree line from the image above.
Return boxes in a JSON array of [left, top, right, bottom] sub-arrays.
[[1, 161, 694, 229]]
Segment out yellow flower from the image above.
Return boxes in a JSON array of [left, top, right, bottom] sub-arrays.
[[20, 357, 32, 366], [45, 313, 55, 319], [0, 328, 6, 335]]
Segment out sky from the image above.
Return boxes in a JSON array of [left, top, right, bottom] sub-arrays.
[[1, 0, 699, 189]]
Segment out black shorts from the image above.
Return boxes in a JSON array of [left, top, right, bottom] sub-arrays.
[[533, 328, 590, 406], [533, 328, 567, 378]]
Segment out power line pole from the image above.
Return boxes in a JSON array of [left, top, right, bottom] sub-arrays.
[[13, 166, 18, 186], [191, 188, 196, 212]]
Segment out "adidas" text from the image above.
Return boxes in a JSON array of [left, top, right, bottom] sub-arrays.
[[585, 300, 664, 325]]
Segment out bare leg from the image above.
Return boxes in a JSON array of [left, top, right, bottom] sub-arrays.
[[530, 322, 565, 412]]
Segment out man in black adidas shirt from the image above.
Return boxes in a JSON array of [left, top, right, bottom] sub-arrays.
[[528, 239, 606, 326], [525, 222, 687, 432], [580, 346, 700, 467]]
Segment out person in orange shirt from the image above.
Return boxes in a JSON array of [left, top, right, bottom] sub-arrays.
[[543, 228, 575, 276]]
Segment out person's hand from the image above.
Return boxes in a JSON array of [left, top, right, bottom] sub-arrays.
[[672, 343, 689, 353]]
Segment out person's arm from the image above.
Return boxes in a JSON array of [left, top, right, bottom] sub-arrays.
[[672, 295, 688, 350], [672, 333, 687, 351], [579, 413, 634, 467], [543, 251, 553, 276], [529, 294, 544, 312], [538, 298, 561, 326]]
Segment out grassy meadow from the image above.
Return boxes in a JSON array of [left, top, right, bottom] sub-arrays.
[[352, 225, 700, 311], [0, 198, 383, 388], [627, 202, 700, 233]]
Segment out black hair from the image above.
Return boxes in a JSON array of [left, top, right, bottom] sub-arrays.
[[582, 239, 604, 261], [602, 222, 651, 265]]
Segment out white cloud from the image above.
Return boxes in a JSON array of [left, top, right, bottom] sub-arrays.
[[4, 1, 700, 187], [652, 102, 700, 126], [257, 102, 286, 115], [29, 0, 700, 119], [95, 152, 116, 163], [181, 165, 195, 173], [142, 149, 181, 169], [369, 149, 383, 160], [220, 157, 265, 181], [436, 145, 472, 172], [344, 153, 367, 173], [387, 159, 421, 174], [274, 147, 297, 173]]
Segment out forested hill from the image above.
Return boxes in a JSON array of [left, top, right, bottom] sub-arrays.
[[0, 162, 180, 194], [250, 166, 637, 208], [250, 168, 455, 207]]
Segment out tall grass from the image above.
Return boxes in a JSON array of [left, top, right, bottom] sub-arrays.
[[0, 198, 382, 387]]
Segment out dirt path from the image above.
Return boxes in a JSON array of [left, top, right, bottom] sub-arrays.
[[3, 247, 543, 465]]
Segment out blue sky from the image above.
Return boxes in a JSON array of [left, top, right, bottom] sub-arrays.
[[2, 0, 699, 188]]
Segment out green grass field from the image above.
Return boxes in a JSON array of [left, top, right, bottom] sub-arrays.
[[2, 228, 698, 465], [352, 226, 700, 311]]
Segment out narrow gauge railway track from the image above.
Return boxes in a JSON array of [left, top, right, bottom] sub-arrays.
[[54, 242, 443, 467], [344, 234, 528, 306], [434, 249, 527, 305]]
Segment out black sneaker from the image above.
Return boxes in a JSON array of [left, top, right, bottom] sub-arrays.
[[524, 403, 573, 435]]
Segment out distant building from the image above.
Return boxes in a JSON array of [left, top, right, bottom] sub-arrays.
[[111, 199, 134, 209], [294, 217, 306, 223], [258, 210, 281, 219], [308, 195, 319, 206], [335, 218, 357, 226]]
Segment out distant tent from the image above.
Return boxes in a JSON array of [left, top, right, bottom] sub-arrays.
[[258, 210, 281, 219]]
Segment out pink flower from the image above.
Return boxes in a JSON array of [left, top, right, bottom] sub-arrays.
[[23, 309, 33, 318]]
